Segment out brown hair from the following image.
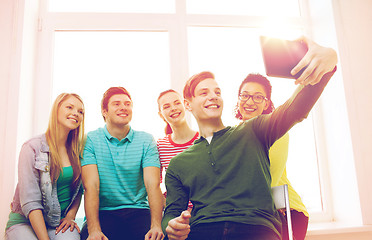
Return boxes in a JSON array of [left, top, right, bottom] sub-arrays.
[[183, 71, 215, 100], [234, 73, 275, 120], [101, 87, 132, 121], [157, 89, 180, 135]]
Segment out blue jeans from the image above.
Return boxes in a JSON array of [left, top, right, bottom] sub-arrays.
[[5, 223, 80, 240], [81, 208, 151, 240], [187, 222, 280, 240]]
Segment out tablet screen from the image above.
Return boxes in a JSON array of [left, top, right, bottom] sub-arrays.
[[260, 36, 308, 79]]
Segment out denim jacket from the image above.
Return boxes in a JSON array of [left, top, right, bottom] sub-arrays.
[[10, 134, 82, 227]]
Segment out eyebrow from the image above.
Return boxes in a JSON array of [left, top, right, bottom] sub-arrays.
[[196, 87, 220, 93], [240, 91, 265, 95], [66, 102, 84, 111]]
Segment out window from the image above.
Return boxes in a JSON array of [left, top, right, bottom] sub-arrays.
[[186, 0, 300, 16], [52, 31, 171, 136], [49, 0, 175, 13], [35, 0, 329, 222]]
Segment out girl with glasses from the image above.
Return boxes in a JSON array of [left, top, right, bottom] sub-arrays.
[[235, 73, 308, 240]]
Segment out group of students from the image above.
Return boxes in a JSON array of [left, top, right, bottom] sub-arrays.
[[4, 37, 337, 240]]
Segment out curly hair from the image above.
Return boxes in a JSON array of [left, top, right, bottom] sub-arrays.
[[234, 73, 275, 120]]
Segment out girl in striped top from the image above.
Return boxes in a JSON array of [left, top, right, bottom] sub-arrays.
[[157, 90, 199, 210]]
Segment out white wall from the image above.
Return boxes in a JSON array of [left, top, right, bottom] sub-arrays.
[[0, 0, 24, 235], [331, 0, 372, 225]]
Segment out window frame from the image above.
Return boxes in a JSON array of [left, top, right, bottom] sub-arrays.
[[34, 0, 332, 222]]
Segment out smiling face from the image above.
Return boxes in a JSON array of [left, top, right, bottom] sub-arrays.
[[103, 94, 133, 127], [238, 82, 269, 121], [158, 91, 186, 127], [186, 78, 223, 121], [57, 95, 84, 132]]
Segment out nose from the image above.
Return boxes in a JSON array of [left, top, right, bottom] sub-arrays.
[[119, 102, 127, 110], [72, 109, 79, 116], [208, 92, 218, 100]]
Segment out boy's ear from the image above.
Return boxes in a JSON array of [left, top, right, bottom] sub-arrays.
[[102, 109, 108, 120], [184, 99, 192, 111]]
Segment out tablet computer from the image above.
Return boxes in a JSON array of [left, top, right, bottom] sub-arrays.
[[260, 36, 308, 79]]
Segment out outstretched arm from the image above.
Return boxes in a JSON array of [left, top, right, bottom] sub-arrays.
[[292, 37, 338, 86], [253, 39, 337, 147]]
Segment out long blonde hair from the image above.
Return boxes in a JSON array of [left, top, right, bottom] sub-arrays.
[[45, 93, 85, 189]]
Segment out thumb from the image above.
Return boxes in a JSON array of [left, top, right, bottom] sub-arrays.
[[179, 210, 191, 223]]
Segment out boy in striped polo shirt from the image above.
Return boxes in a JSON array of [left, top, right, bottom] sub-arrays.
[[81, 87, 164, 240]]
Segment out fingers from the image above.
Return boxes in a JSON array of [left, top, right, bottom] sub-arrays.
[[166, 211, 191, 240], [166, 224, 190, 240], [144, 227, 165, 240], [291, 53, 310, 79], [179, 210, 191, 223], [145, 231, 165, 240], [291, 38, 337, 86], [74, 223, 81, 233], [55, 223, 64, 234], [87, 231, 109, 240], [62, 221, 70, 233], [56, 219, 80, 234]]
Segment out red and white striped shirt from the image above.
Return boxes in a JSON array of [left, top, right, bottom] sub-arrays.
[[157, 132, 199, 209]]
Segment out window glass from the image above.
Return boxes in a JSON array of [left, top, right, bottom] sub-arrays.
[[187, 26, 322, 212], [187, 0, 300, 17], [52, 31, 171, 140], [49, 0, 175, 13]]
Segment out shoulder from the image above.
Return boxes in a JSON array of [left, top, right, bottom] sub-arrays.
[[22, 134, 47, 151], [87, 128, 104, 138], [86, 128, 106, 144], [132, 129, 154, 142], [157, 135, 169, 144]]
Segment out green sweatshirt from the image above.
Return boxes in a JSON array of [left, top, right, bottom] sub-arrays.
[[162, 68, 336, 238]]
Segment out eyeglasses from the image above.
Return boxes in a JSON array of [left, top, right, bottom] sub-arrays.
[[238, 93, 268, 103]]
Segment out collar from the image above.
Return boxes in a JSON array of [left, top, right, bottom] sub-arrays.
[[40, 134, 50, 153], [103, 125, 133, 143], [195, 126, 231, 144]]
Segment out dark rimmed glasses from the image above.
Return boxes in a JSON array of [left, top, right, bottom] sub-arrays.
[[238, 93, 268, 104]]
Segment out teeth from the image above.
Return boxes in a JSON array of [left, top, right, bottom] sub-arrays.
[[206, 105, 218, 109], [68, 117, 78, 123], [244, 108, 255, 112], [170, 112, 180, 118]]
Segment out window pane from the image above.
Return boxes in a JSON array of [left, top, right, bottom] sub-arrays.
[[52, 31, 171, 140], [187, 0, 301, 17], [49, 0, 175, 13], [187, 26, 322, 212]]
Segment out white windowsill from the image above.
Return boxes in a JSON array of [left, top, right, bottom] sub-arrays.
[[307, 222, 372, 236]]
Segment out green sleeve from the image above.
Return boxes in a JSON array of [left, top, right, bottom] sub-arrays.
[[161, 165, 190, 233], [253, 67, 336, 149]]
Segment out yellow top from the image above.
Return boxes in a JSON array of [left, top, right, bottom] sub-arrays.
[[269, 133, 309, 217]]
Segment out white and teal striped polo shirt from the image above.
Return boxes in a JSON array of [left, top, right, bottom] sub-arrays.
[[82, 125, 160, 210]]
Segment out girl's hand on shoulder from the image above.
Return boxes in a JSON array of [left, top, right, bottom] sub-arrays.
[[55, 217, 80, 234]]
